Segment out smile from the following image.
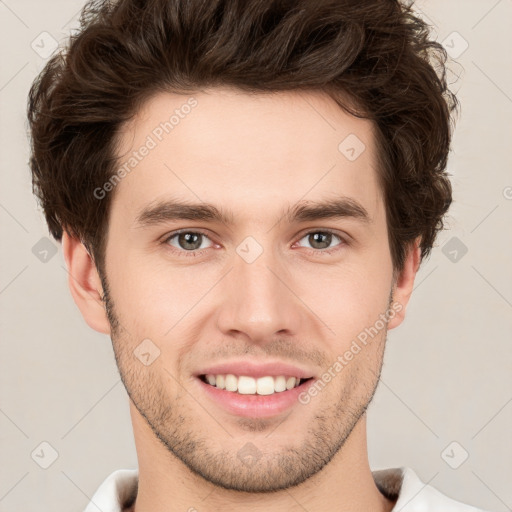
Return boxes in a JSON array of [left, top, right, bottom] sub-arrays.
[[196, 374, 315, 418], [200, 374, 312, 395]]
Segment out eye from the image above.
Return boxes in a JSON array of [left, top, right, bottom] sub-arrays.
[[163, 229, 214, 257], [162, 228, 347, 258], [295, 229, 346, 255]]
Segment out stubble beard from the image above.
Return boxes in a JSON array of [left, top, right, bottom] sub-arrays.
[[99, 270, 388, 493]]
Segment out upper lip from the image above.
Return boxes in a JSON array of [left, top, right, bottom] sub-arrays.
[[195, 360, 316, 379]]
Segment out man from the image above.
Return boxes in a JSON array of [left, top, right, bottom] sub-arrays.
[[27, 0, 488, 510]]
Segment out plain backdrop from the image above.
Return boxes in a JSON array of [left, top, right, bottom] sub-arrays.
[[1, 0, 511, 511]]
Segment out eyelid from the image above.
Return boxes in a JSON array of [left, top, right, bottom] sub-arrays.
[[162, 227, 213, 240], [295, 227, 347, 242]]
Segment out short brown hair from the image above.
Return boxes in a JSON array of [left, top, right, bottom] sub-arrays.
[[27, 0, 459, 277]]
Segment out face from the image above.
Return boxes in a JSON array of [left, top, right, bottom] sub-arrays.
[[100, 87, 400, 492]]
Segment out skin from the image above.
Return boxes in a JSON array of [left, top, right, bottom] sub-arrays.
[[62, 87, 420, 512]]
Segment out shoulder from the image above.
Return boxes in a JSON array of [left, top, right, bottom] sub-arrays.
[[373, 466, 492, 512], [83, 469, 138, 512]]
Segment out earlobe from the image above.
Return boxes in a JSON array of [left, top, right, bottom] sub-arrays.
[[61, 230, 111, 335], [387, 237, 421, 330]]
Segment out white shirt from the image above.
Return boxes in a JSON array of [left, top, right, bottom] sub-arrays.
[[83, 466, 489, 512]]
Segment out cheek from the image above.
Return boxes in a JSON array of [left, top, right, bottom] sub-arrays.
[[294, 261, 391, 346]]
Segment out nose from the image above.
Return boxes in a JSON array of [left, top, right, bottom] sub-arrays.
[[215, 243, 304, 344]]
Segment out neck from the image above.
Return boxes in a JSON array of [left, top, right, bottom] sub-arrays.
[[128, 403, 395, 512]]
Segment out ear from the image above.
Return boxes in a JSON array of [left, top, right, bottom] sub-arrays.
[[61, 230, 111, 335], [387, 237, 421, 330]]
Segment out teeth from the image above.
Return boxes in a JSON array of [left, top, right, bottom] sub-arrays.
[[256, 376, 274, 395], [225, 374, 238, 392], [274, 376, 286, 392], [286, 376, 296, 390], [203, 374, 305, 395], [216, 374, 225, 390], [238, 375, 257, 394]]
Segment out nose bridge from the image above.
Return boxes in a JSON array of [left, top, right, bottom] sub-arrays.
[[216, 235, 302, 341]]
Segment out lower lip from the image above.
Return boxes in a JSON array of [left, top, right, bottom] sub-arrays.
[[196, 377, 315, 418]]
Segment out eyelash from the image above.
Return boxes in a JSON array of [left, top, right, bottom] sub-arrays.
[[161, 228, 347, 258]]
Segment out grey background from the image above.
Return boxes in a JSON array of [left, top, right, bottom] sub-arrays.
[[1, 0, 511, 510]]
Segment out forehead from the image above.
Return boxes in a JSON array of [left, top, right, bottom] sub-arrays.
[[112, 87, 382, 225]]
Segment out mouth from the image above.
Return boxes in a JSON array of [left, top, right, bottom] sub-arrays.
[[198, 373, 314, 395], [195, 373, 316, 418]]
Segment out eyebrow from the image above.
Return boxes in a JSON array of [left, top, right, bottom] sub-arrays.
[[134, 196, 372, 229]]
